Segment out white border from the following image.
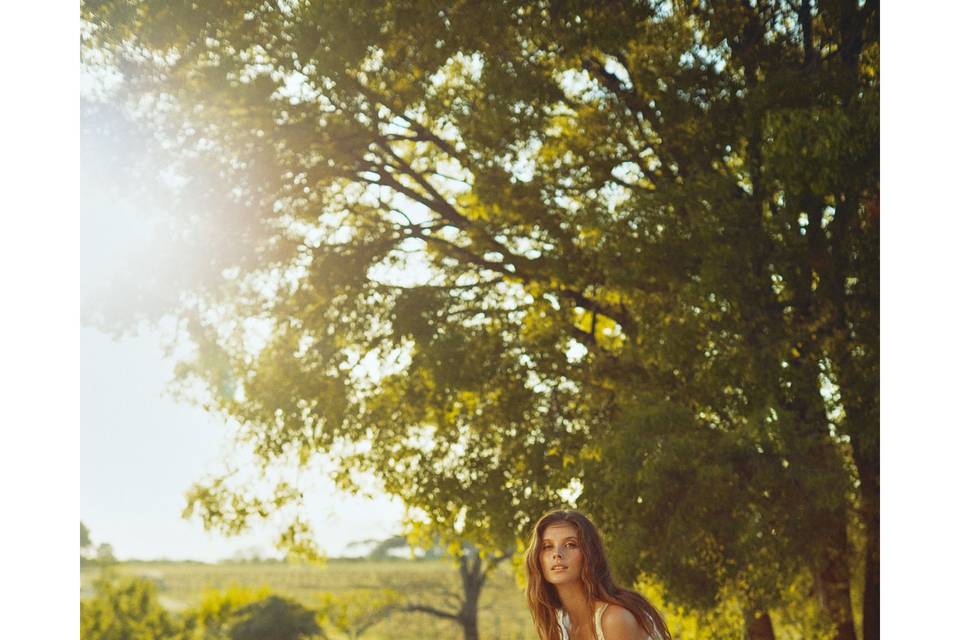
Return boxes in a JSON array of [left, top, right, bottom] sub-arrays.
[[1, 4, 79, 640], [882, 1, 960, 636]]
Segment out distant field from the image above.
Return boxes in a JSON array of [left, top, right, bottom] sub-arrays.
[[80, 559, 831, 639], [81, 559, 537, 640]]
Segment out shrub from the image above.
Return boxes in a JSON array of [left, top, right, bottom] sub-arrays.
[[226, 595, 321, 640], [80, 575, 179, 640]]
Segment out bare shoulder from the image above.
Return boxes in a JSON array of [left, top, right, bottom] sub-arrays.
[[600, 603, 652, 640]]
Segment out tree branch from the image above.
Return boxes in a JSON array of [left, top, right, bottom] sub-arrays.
[[799, 0, 816, 67], [582, 55, 686, 180], [402, 604, 462, 622], [349, 79, 474, 168]]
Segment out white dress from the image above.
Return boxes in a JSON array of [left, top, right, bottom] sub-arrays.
[[555, 602, 666, 640], [555, 602, 609, 640]]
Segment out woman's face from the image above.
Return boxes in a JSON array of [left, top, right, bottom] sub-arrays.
[[539, 522, 583, 586]]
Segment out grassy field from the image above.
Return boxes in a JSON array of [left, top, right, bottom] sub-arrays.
[[81, 558, 838, 639], [81, 558, 537, 640]]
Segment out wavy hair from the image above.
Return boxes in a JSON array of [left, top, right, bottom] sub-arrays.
[[524, 510, 671, 640]]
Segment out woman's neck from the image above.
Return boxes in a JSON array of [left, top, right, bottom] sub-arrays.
[[556, 582, 593, 630]]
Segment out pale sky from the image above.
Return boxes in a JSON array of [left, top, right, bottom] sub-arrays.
[[79, 324, 405, 562], [79, 99, 405, 563]]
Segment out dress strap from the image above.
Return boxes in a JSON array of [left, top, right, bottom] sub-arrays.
[[594, 602, 609, 640], [556, 608, 571, 640]]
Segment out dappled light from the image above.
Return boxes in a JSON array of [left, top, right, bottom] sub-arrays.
[[80, 1, 879, 638]]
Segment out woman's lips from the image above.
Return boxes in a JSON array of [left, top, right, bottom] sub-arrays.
[[551, 565, 568, 571]]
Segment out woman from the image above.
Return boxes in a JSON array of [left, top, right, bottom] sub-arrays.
[[525, 510, 671, 640]]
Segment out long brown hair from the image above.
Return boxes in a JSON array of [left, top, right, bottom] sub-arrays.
[[524, 510, 671, 640]]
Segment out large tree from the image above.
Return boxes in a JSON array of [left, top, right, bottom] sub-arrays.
[[82, 1, 878, 638]]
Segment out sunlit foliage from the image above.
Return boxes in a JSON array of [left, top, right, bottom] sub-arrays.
[[81, 1, 878, 638], [81, 575, 180, 640]]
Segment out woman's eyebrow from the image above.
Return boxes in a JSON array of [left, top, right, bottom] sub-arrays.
[[542, 536, 578, 543]]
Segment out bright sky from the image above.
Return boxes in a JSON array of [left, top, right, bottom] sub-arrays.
[[79, 101, 405, 564], [79, 325, 405, 562]]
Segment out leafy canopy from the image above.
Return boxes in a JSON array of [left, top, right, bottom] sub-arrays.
[[82, 0, 878, 621]]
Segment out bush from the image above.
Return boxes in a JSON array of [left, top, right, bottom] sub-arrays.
[[179, 584, 271, 640], [80, 575, 179, 640], [226, 596, 321, 640]]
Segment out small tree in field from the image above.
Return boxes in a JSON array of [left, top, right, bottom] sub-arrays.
[[314, 588, 404, 640], [96, 542, 117, 565], [397, 542, 511, 640]]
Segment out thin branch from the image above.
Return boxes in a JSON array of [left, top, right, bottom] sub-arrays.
[[432, 171, 473, 187], [582, 55, 687, 180], [414, 231, 517, 278], [349, 79, 473, 168], [799, 0, 816, 67], [402, 604, 462, 622]]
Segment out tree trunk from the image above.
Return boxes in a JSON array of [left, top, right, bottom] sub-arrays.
[[858, 467, 880, 640], [460, 609, 480, 640], [744, 609, 776, 640], [787, 359, 859, 640], [841, 356, 879, 640], [459, 553, 484, 640], [827, 275, 878, 640], [815, 524, 858, 640], [863, 508, 880, 640]]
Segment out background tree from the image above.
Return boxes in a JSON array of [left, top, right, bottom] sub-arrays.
[[81, 1, 878, 638], [362, 535, 408, 560], [81, 521, 93, 564], [79, 522, 119, 566], [81, 521, 92, 549], [397, 543, 511, 640], [96, 543, 117, 565], [314, 589, 404, 640]]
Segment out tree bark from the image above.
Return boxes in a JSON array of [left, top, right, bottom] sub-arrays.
[[459, 553, 484, 640], [786, 356, 859, 640], [744, 609, 776, 640], [460, 609, 480, 640], [858, 467, 880, 640], [863, 484, 880, 640], [815, 524, 858, 640]]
